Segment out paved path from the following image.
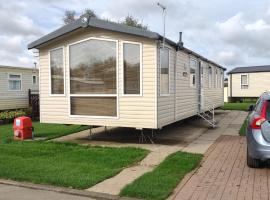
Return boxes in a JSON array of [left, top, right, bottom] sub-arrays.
[[0, 183, 94, 200], [170, 135, 270, 200]]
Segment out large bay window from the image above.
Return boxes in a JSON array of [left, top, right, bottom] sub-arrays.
[[50, 48, 64, 95], [69, 38, 117, 117], [123, 42, 141, 95], [160, 48, 170, 95]]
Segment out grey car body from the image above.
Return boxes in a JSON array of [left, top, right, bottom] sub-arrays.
[[246, 92, 270, 168]]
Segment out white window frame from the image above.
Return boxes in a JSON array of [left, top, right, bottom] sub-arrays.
[[220, 69, 223, 88], [208, 66, 212, 88], [48, 46, 65, 96], [159, 47, 170, 96], [67, 37, 119, 119], [240, 74, 249, 90], [122, 41, 143, 97], [189, 58, 197, 88], [200, 62, 204, 89], [8, 73, 22, 91], [32, 75, 37, 85], [215, 68, 218, 88]]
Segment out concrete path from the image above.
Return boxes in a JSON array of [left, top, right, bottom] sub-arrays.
[[170, 135, 270, 200], [182, 110, 247, 153], [0, 183, 94, 200], [54, 110, 248, 196], [87, 145, 181, 195]]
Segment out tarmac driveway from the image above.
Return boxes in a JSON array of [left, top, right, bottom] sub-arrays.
[[170, 135, 270, 200]]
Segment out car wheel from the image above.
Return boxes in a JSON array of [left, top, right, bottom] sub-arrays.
[[247, 148, 261, 168]]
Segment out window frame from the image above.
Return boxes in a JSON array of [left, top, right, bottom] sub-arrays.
[[189, 58, 197, 88], [7, 73, 22, 91], [220, 69, 223, 88], [208, 66, 212, 88], [32, 75, 37, 85], [159, 47, 170, 96], [122, 41, 143, 97], [48, 46, 65, 96], [67, 37, 119, 119], [240, 74, 249, 90]]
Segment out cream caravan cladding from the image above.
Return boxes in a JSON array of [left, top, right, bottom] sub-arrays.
[[0, 66, 39, 110], [157, 44, 224, 128], [228, 72, 270, 98], [38, 28, 157, 129]]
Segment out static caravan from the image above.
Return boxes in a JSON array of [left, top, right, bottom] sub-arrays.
[[0, 65, 39, 111], [228, 65, 270, 102], [28, 15, 225, 129]]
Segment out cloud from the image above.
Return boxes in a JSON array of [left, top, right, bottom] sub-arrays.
[[216, 10, 270, 68], [0, 0, 270, 70], [216, 50, 243, 66]]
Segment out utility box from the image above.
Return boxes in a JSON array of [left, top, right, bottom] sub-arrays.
[[13, 117, 33, 140]]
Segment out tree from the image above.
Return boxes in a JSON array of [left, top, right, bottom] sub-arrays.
[[122, 15, 148, 30], [83, 9, 97, 18], [63, 10, 76, 25], [63, 9, 98, 24]]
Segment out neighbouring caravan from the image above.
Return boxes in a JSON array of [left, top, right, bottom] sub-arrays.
[[0, 66, 39, 111], [28, 15, 225, 129], [228, 65, 270, 102]]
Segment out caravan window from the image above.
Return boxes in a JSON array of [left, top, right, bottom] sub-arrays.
[[8, 74, 22, 91], [215, 68, 218, 88], [190, 59, 197, 87], [123, 42, 141, 95], [208, 66, 212, 88], [200, 62, 203, 88], [50, 48, 64, 95], [241, 74, 248, 89], [160, 48, 170, 95], [69, 38, 117, 117], [220, 70, 223, 88]]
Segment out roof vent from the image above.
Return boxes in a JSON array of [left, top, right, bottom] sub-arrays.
[[177, 32, 184, 50]]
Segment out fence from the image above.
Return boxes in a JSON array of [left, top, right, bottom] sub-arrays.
[[28, 89, 39, 119]]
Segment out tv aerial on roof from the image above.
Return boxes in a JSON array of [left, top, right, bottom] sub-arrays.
[[157, 2, 166, 49]]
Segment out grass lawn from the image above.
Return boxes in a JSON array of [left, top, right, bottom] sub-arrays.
[[0, 122, 89, 143], [221, 102, 255, 111], [239, 117, 248, 136], [0, 141, 148, 189], [120, 151, 202, 200]]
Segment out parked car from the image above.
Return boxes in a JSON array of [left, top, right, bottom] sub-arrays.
[[246, 92, 270, 168]]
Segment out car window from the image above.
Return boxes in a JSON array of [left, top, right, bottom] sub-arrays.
[[266, 101, 270, 121], [255, 98, 263, 113]]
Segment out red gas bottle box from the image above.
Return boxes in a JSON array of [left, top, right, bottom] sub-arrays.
[[13, 116, 33, 140]]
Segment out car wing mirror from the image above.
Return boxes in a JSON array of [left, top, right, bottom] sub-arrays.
[[248, 105, 254, 112]]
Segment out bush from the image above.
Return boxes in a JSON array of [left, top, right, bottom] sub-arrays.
[[0, 110, 27, 121]]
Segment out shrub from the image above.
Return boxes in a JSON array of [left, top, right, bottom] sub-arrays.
[[0, 110, 27, 120]]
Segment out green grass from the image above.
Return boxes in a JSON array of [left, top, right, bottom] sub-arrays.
[[221, 102, 255, 111], [0, 122, 89, 143], [120, 151, 202, 200], [0, 141, 148, 189], [239, 117, 248, 136]]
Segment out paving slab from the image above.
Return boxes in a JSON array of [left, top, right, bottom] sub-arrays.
[[0, 183, 94, 200], [87, 165, 152, 195]]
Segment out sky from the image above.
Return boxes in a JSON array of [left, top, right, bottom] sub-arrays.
[[1, 0, 270, 72]]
